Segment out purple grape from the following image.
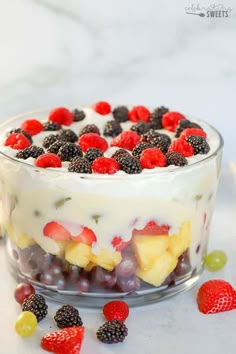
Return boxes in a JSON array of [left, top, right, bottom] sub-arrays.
[[76, 276, 91, 292], [67, 265, 81, 284], [94, 267, 117, 289], [116, 252, 137, 278], [117, 275, 140, 292], [174, 251, 191, 277], [162, 272, 175, 287], [57, 278, 67, 290], [40, 270, 56, 285]]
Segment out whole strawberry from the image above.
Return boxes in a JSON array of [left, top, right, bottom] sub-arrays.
[[103, 300, 129, 322], [197, 279, 236, 314]]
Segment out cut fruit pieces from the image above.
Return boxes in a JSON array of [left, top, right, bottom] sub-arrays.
[[91, 249, 122, 271], [168, 221, 191, 258], [65, 242, 92, 268]]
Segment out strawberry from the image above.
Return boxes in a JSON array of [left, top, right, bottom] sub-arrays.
[[78, 133, 108, 153], [92, 157, 120, 174], [71, 226, 97, 245], [168, 138, 194, 157], [179, 127, 207, 139], [162, 111, 186, 132], [197, 280, 236, 314], [111, 236, 131, 251], [48, 107, 74, 126], [128, 106, 150, 123], [4, 133, 31, 150], [20, 119, 44, 136], [35, 153, 62, 168], [43, 221, 71, 240], [139, 147, 166, 169], [41, 326, 84, 354], [103, 300, 129, 322], [110, 131, 141, 151], [93, 101, 111, 115], [133, 220, 170, 236]]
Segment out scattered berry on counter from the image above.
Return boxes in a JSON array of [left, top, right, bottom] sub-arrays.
[[140, 147, 166, 169], [168, 138, 194, 157], [79, 123, 100, 136], [179, 127, 207, 139], [84, 147, 104, 163], [43, 121, 62, 131], [103, 300, 129, 322], [47, 140, 64, 154], [20, 119, 44, 136], [116, 154, 142, 174], [175, 119, 202, 137], [93, 101, 111, 115], [22, 294, 48, 322], [15, 145, 44, 159], [78, 133, 108, 152], [7, 128, 33, 143], [57, 142, 83, 161], [92, 157, 120, 175], [35, 153, 62, 168], [96, 319, 128, 344], [57, 128, 78, 143], [103, 120, 122, 137], [132, 142, 154, 158], [197, 280, 236, 314], [112, 105, 129, 122], [68, 157, 92, 173], [110, 131, 141, 151], [42, 134, 59, 149], [128, 105, 150, 123], [15, 311, 37, 337], [48, 107, 74, 126], [149, 106, 169, 129], [186, 136, 210, 155], [130, 121, 149, 135], [72, 108, 86, 122], [4, 132, 31, 150], [162, 111, 186, 132], [166, 151, 188, 167], [204, 250, 227, 272], [54, 304, 83, 328], [14, 283, 35, 304]]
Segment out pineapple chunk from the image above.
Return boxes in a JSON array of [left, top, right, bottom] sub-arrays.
[[65, 241, 92, 268], [132, 235, 169, 271], [168, 221, 191, 258], [91, 249, 122, 271], [84, 262, 96, 272], [7, 224, 35, 249], [136, 251, 178, 287]]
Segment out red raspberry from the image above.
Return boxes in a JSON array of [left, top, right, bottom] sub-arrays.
[[128, 105, 150, 123], [140, 148, 166, 169], [110, 131, 141, 150], [162, 111, 186, 132], [35, 153, 62, 168], [78, 133, 108, 152], [4, 133, 31, 150], [48, 107, 73, 126], [179, 127, 207, 139], [20, 119, 44, 136], [93, 101, 111, 115], [92, 157, 120, 174], [168, 139, 194, 157], [103, 300, 129, 322]]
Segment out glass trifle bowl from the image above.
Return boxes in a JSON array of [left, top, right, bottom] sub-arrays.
[[0, 103, 223, 307]]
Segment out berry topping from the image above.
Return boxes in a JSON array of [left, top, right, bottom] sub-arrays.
[[111, 236, 131, 251], [92, 157, 120, 174], [96, 319, 128, 344], [79, 124, 100, 136], [57, 129, 78, 143], [14, 282, 35, 304], [175, 119, 202, 137], [43, 121, 62, 131], [151, 133, 171, 154], [20, 119, 44, 136], [72, 108, 86, 122], [79, 133, 108, 152], [130, 121, 149, 135], [103, 120, 122, 137], [15, 145, 44, 159], [204, 250, 227, 272], [84, 147, 103, 163], [132, 142, 153, 158], [4, 133, 31, 150], [162, 111, 186, 132], [47, 140, 64, 154], [35, 153, 62, 168], [48, 107, 73, 126], [54, 304, 83, 328], [41, 326, 84, 354], [110, 131, 141, 151], [128, 105, 150, 123], [103, 300, 129, 322], [140, 148, 166, 169], [116, 154, 142, 174], [68, 157, 92, 173], [179, 127, 207, 139], [42, 134, 59, 149], [166, 151, 188, 166], [141, 129, 161, 144], [112, 106, 129, 122], [133, 220, 170, 236], [71, 226, 97, 245], [197, 280, 236, 314], [111, 148, 130, 160], [57, 142, 83, 161], [7, 128, 33, 143], [43, 221, 71, 240], [22, 293, 48, 322], [15, 311, 37, 337], [149, 106, 169, 129], [93, 101, 111, 115], [168, 138, 194, 157], [186, 136, 210, 155]]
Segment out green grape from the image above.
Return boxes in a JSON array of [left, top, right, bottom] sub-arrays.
[[204, 250, 227, 272], [15, 311, 37, 337]]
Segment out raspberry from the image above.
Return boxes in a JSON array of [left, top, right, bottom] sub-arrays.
[[71, 108, 86, 122], [166, 151, 188, 166], [4, 133, 31, 150], [179, 128, 207, 139], [20, 119, 44, 136], [15, 146, 44, 159], [103, 300, 129, 322], [103, 120, 122, 137], [42, 134, 59, 149], [168, 138, 194, 157], [149, 106, 169, 129], [186, 136, 210, 155], [112, 106, 129, 122], [84, 148, 103, 162], [47, 140, 64, 154], [56, 129, 78, 143], [68, 157, 92, 173], [92, 157, 120, 174], [130, 121, 149, 135], [116, 155, 142, 174], [43, 121, 61, 131], [132, 142, 153, 158], [8, 128, 33, 143], [93, 101, 111, 115], [48, 107, 73, 126], [57, 142, 83, 161], [35, 153, 62, 168], [78, 133, 108, 152], [175, 119, 202, 137], [79, 124, 100, 136], [162, 111, 186, 132], [128, 105, 150, 123], [140, 148, 166, 169], [110, 131, 141, 151]]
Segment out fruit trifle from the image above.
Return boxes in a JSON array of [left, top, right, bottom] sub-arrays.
[[0, 102, 223, 305]]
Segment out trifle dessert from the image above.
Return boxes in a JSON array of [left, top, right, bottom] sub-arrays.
[[0, 102, 223, 306]]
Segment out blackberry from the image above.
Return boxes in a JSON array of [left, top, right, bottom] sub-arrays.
[[103, 120, 122, 137], [141, 129, 161, 144], [111, 149, 130, 161], [54, 305, 83, 329], [132, 142, 153, 158], [117, 155, 142, 174], [84, 148, 103, 163], [96, 320, 128, 344], [22, 294, 48, 322], [166, 152, 188, 166], [16, 145, 44, 159], [112, 106, 129, 123], [57, 129, 78, 143], [151, 133, 171, 154], [42, 134, 59, 149], [68, 157, 92, 173], [72, 108, 86, 122], [130, 121, 149, 135], [175, 119, 202, 137], [79, 124, 100, 136], [47, 140, 64, 154], [57, 142, 83, 161], [43, 121, 61, 131], [8, 128, 33, 143], [150, 106, 169, 129], [186, 136, 210, 155]]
